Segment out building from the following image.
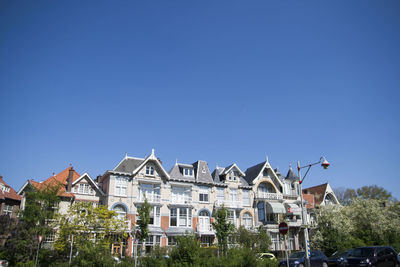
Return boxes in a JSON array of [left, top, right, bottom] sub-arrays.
[[0, 176, 21, 219], [98, 150, 305, 256]]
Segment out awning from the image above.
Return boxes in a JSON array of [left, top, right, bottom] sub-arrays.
[[284, 203, 301, 215], [265, 202, 286, 214]]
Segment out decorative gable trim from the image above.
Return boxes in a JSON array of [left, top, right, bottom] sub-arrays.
[[222, 163, 245, 177], [72, 173, 105, 196], [254, 161, 284, 189], [132, 149, 170, 179]]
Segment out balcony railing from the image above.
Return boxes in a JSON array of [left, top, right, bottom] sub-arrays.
[[255, 192, 283, 200], [197, 224, 214, 234], [171, 195, 192, 205], [138, 193, 161, 203], [215, 199, 242, 209]]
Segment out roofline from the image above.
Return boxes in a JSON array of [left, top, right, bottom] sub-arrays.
[[132, 150, 170, 179], [72, 173, 105, 196], [222, 163, 245, 177], [113, 155, 145, 171], [17, 180, 32, 195]]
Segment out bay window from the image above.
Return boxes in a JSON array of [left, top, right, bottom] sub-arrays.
[[115, 177, 127, 196], [170, 207, 192, 227]]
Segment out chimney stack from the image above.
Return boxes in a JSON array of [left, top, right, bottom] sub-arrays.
[[67, 167, 74, 192]]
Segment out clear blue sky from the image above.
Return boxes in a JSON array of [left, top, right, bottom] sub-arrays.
[[1, 1, 399, 199]]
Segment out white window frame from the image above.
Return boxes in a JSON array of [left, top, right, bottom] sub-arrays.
[[183, 168, 194, 177], [242, 190, 251, 206], [115, 177, 128, 196], [113, 205, 127, 220], [216, 188, 225, 203], [228, 209, 236, 225], [199, 186, 209, 203], [169, 207, 192, 227], [242, 212, 253, 229], [145, 165, 155, 176], [149, 206, 161, 226], [139, 183, 160, 202], [3, 205, 13, 217]]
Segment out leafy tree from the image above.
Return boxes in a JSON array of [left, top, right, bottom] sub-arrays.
[[333, 187, 357, 205], [212, 206, 235, 255], [356, 185, 393, 201], [235, 226, 272, 253], [137, 198, 151, 255], [54, 202, 127, 257], [170, 235, 201, 266], [3, 183, 61, 265]]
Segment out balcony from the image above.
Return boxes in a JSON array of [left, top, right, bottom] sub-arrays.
[[255, 192, 283, 200], [138, 193, 161, 204], [170, 195, 192, 205], [287, 219, 302, 227], [215, 199, 242, 209], [197, 224, 214, 235]]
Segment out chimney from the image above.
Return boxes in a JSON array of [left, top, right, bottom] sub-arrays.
[[67, 167, 74, 192]]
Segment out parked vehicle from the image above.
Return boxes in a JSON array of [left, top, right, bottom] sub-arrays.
[[278, 251, 329, 267], [257, 253, 277, 260], [345, 246, 398, 267], [328, 249, 353, 267]]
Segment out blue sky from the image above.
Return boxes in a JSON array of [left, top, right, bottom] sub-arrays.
[[1, 1, 399, 199]]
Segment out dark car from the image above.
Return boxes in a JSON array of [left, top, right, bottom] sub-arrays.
[[328, 250, 353, 267], [278, 250, 329, 267], [345, 246, 398, 267]]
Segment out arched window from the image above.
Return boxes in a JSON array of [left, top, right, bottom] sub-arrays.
[[113, 205, 127, 220], [257, 202, 265, 222], [258, 182, 275, 197], [242, 212, 253, 229], [324, 193, 335, 205], [199, 210, 210, 217]]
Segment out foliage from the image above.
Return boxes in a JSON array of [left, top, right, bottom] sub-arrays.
[[311, 198, 400, 255], [70, 241, 116, 267], [235, 226, 272, 253], [139, 246, 169, 267], [137, 198, 151, 254], [170, 234, 201, 266], [334, 185, 396, 205], [212, 206, 235, 254], [54, 202, 127, 256], [2, 183, 61, 265]]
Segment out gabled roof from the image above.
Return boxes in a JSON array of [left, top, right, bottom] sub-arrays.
[[72, 173, 105, 196], [192, 160, 213, 184], [114, 155, 144, 173], [211, 167, 225, 184], [0, 176, 21, 201], [211, 165, 250, 188], [131, 149, 170, 178], [168, 163, 196, 183], [221, 163, 245, 177], [303, 193, 315, 209], [303, 183, 339, 206], [244, 159, 284, 188], [18, 167, 80, 198]]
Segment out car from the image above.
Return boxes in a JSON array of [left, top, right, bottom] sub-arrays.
[[257, 253, 277, 260], [328, 249, 353, 267], [345, 246, 399, 267], [278, 250, 329, 267], [0, 259, 8, 267]]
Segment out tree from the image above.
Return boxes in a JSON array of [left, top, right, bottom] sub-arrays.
[[356, 185, 393, 201], [212, 206, 235, 255], [170, 234, 200, 265], [3, 183, 61, 265], [54, 202, 127, 257], [333, 187, 356, 205], [137, 198, 151, 255], [235, 226, 272, 253]]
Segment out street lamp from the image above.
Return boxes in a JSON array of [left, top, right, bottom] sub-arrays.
[[297, 156, 330, 267]]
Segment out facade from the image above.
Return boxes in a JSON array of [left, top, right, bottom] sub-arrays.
[[18, 166, 104, 244], [98, 150, 305, 256]]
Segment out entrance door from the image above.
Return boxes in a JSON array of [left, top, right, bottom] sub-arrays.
[[199, 210, 210, 232]]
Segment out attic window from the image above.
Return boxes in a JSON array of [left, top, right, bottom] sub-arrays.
[[0, 183, 10, 193], [183, 168, 193, 177], [263, 170, 268, 177], [201, 166, 206, 174], [146, 165, 155, 176], [229, 171, 238, 181]]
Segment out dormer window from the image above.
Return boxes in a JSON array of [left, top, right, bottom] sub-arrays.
[[263, 169, 268, 177], [228, 170, 239, 181], [146, 165, 155, 176], [183, 168, 193, 177]]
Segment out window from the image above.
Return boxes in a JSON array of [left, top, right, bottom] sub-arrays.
[[139, 183, 160, 202], [257, 202, 265, 222], [242, 190, 250, 206], [199, 186, 209, 202], [115, 177, 127, 196], [168, 236, 177, 246], [44, 231, 56, 243], [113, 205, 127, 220], [242, 212, 253, 229], [228, 210, 236, 225], [170, 207, 192, 227], [229, 171, 238, 181], [270, 233, 281, 250], [257, 183, 275, 197], [3, 205, 13, 217], [76, 183, 91, 195], [149, 206, 161, 226], [183, 168, 193, 177], [200, 236, 213, 247], [171, 187, 191, 204], [146, 165, 155, 176], [229, 189, 238, 206], [216, 188, 225, 204]]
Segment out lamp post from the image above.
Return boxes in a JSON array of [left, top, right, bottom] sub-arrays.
[[297, 157, 330, 267]]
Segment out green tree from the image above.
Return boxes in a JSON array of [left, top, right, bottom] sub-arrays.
[[170, 234, 200, 266], [54, 201, 126, 262], [3, 183, 61, 265], [137, 198, 151, 255], [212, 206, 235, 255], [356, 185, 393, 201], [235, 226, 272, 253]]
